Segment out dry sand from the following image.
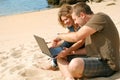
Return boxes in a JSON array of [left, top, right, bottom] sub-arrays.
[[0, 0, 120, 80]]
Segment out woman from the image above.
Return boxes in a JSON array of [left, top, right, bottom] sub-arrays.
[[53, 4, 80, 48], [42, 4, 85, 70]]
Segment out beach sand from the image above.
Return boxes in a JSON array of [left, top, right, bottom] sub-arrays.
[[0, 0, 120, 80]]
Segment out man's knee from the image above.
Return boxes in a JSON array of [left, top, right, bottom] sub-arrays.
[[69, 58, 84, 70], [68, 58, 84, 78]]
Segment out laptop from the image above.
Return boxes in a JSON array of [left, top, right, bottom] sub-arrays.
[[34, 35, 63, 57]]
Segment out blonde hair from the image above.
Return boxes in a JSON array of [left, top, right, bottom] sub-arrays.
[[58, 4, 73, 28]]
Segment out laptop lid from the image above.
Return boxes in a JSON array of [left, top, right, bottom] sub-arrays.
[[34, 35, 52, 57]]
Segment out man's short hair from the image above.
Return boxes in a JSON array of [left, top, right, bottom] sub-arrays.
[[73, 2, 93, 16]]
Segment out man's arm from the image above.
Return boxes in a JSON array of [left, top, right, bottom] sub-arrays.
[[57, 26, 96, 42], [68, 39, 85, 53], [56, 39, 86, 58]]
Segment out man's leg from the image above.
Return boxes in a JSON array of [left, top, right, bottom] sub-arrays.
[[57, 58, 75, 80], [57, 57, 84, 80], [68, 58, 84, 78]]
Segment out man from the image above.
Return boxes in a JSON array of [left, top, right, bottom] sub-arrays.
[[55, 2, 119, 80]]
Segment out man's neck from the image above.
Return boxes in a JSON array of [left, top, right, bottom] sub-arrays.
[[86, 14, 93, 21]]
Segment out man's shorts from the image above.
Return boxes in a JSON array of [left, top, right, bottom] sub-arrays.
[[67, 55, 115, 78], [82, 58, 115, 77]]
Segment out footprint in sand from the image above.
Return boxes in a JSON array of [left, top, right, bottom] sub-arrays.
[[9, 64, 25, 73], [0, 51, 9, 64], [0, 58, 2, 63], [10, 44, 26, 58], [1, 62, 8, 67], [18, 68, 39, 77], [10, 48, 22, 58]]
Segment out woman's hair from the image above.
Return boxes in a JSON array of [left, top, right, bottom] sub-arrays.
[[58, 4, 73, 28], [73, 2, 93, 16]]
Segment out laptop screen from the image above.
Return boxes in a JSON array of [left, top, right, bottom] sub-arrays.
[[34, 35, 52, 57]]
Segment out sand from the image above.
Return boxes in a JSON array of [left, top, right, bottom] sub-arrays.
[[0, 0, 120, 80]]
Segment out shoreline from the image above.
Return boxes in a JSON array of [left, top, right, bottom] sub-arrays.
[[0, 0, 48, 17], [0, 7, 54, 17]]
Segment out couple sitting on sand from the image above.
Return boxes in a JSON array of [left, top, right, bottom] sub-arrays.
[[41, 2, 119, 80]]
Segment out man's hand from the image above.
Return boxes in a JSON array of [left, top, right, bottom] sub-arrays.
[[49, 37, 61, 48], [56, 47, 70, 59]]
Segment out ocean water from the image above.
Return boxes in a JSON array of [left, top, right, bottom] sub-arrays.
[[0, 0, 48, 16]]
